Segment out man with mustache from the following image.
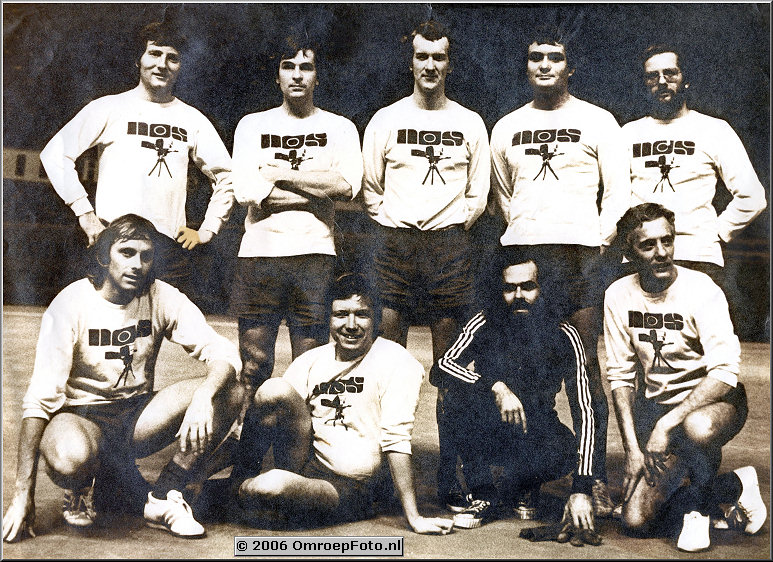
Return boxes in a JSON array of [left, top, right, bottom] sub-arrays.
[[604, 203, 766, 552], [489, 26, 629, 519], [429, 250, 601, 542], [362, 20, 490, 510], [40, 21, 234, 298], [621, 45, 766, 289]]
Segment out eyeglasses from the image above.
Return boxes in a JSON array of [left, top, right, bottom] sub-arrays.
[[644, 68, 681, 85]]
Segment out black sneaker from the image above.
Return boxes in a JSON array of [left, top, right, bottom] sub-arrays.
[[513, 486, 540, 520], [453, 498, 494, 529], [443, 489, 471, 513]]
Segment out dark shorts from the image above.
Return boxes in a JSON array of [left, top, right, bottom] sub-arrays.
[[301, 455, 386, 522], [56, 393, 156, 513], [373, 225, 473, 314], [504, 244, 605, 317], [634, 382, 748, 446], [153, 233, 194, 296], [56, 392, 156, 453], [230, 254, 335, 328]]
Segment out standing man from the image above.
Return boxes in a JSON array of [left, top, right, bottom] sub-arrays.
[[40, 21, 235, 295], [622, 44, 767, 287], [2, 215, 244, 542], [230, 273, 454, 535], [361, 20, 490, 505], [430, 250, 601, 542], [230, 39, 363, 390], [604, 203, 766, 552], [490, 27, 630, 516]]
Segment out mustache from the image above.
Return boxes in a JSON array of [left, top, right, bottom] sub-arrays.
[[509, 298, 531, 311]]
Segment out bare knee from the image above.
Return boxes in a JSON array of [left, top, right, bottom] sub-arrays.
[[40, 435, 97, 480], [621, 503, 653, 533], [683, 410, 722, 446], [239, 469, 290, 504]]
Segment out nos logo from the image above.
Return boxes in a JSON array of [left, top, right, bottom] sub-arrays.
[[127, 122, 187, 142], [89, 320, 151, 346], [396, 129, 464, 146], [632, 140, 695, 158], [261, 134, 327, 149], [628, 311, 684, 330], [312, 376, 364, 396], [512, 128, 581, 146]]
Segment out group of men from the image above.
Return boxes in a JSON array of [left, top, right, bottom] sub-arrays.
[[3, 18, 768, 554]]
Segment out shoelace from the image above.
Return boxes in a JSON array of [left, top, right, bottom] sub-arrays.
[[465, 499, 490, 514]]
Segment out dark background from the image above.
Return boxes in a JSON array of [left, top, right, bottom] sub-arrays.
[[3, 3, 770, 340]]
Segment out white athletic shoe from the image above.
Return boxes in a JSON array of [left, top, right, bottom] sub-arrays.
[[733, 466, 768, 535], [143, 490, 206, 538], [677, 511, 710, 552], [63, 478, 96, 528]]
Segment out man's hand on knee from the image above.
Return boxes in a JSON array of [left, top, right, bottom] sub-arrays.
[[644, 421, 672, 484]]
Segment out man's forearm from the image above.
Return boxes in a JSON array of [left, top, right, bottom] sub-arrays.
[[386, 451, 421, 524], [198, 360, 237, 399], [14, 417, 47, 496], [656, 376, 733, 432], [274, 169, 352, 200], [611, 386, 640, 454]]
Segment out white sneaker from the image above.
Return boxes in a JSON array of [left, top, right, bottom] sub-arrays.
[[734, 466, 768, 535], [677, 511, 710, 552], [63, 478, 96, 528], [144, 490, 206, 538]]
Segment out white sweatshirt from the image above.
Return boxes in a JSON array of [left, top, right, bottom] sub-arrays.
[[491, 96, 630, 247], [283, 338, 424, 480], [22, 278, 242, 420], [232, 106, 363, 257], [604, 266, 740, 405], [362, 96, 490, 230], [622, 110, 767, 266], [40, 88, 234, 239]]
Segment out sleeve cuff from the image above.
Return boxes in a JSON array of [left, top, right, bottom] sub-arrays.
[[70, 197, 94, 217], [22, 409, 51, 421], [381, 441, 412, 455], [708, 368, 738, 388], [571, 475, 593, 495], [199, 218, 222, 236], [610, 379, 635, 392], [196, 228, 215, 244]]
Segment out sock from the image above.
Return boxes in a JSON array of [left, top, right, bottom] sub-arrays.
[[712, 472, 743, 505], [153, 460, 190, 498]]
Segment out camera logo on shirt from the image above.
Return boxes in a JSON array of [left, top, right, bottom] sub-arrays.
[[89, 320, 151, 387]]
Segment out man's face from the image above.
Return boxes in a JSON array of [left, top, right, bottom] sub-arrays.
[[502, 262, 541, 317], [330, 295, 375, 361], [527, 42, 573, 94], [138, 41, 181, 92], [411, 34, 450, 94], [105, 238, 154, 296], [277, 49, 317, 101], [629, 217, 677, 290], [643, 52, 686, 112]]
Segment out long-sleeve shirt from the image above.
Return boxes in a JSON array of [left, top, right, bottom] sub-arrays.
[[283, 337, 424, 481], [430, 311, 597, 494], [604, 266, 740, 405], [622, 110, 767, 266], [362, 96, 490, 231], [232, 106, 363, 257], [22, 278, 242, 420], [40, 88, 234, 239], [490, 96, 630, 247]]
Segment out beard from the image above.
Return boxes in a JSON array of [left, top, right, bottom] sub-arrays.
[[650, 85, 688, 119], [505, 298, 548, 334]]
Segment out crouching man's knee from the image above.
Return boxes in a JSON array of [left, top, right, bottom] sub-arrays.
[[621, 503, 653, 535]]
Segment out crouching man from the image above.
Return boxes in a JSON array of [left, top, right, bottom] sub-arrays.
[[2, 214, 243, 542], [230, 273, 454, 535], [429, 249, 602, 545], [604, 203, 767, 552]]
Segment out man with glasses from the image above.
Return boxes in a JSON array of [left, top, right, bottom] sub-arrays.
[[621, 44, 766, 288]]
